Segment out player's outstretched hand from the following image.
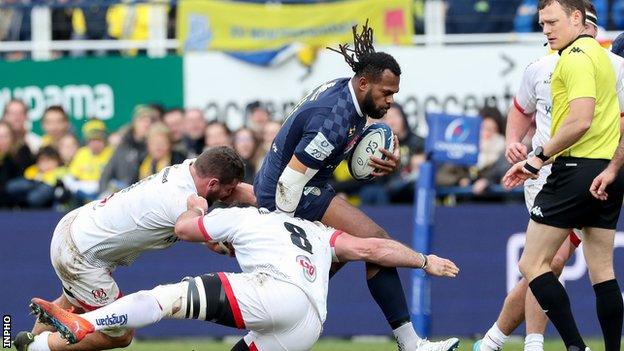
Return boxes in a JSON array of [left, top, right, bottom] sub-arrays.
[[425, 254, 459, 278], [187, 194, 208, 212], [590, 166, 617, 201], [502, 160, 537, 189], [505, 142, 528, 163], [370, 135, 401, 177]]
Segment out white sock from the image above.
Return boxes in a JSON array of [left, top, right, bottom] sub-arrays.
[[393, 322, 422, 347], [81, 291, 164, 331], [524, 333, 544, 351], [28, 331, 51, 351], [481, 323, 508, 350]]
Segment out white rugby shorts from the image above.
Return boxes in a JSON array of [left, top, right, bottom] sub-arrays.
[[50, 208, 121, 312], [223, 272, 322, 351]]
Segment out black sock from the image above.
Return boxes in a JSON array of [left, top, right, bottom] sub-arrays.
[[529, 272, 585, 350], [366, 266, 410, 329], [594, 279, 623, 351]]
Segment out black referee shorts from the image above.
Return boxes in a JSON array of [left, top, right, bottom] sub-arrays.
[[530, 157, 624, 230]]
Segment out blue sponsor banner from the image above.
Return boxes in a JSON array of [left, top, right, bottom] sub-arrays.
[[426, 113, 481, 166], [1, 207, 622, 338]]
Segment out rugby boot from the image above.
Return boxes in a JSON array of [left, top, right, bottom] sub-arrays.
[[30, 297, 94, 344], [13, 331, 35, 351], [399, 337, 460, 351]]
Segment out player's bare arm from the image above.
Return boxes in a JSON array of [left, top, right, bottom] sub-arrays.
[[503, 97, 595, 189], [223, 183, 256, 205], [333, 232, 459, 278], [174, 195, 209, 242], [275, 155, 319, 215], [505, 104, 533, 163], [370, 134, 401, 177]]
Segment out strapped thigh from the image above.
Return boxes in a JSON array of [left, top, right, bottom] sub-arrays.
[[181, 273, 237, 328]]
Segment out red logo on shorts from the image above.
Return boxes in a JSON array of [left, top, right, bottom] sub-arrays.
[[91, 288, 108, 303], [297, 255, 316, 282]]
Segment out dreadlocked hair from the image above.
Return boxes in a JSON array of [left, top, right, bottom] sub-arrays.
[[327, 19, 401, 82]]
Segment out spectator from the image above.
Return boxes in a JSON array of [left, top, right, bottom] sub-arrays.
[[138, 122, 185, 180], [41, 105, 71, 148], [446, 0, 521, 33], [63, 119, 113, 203], [57, 133, 80, 166], [2, 99, 41, 153], [70, 4, 111, 57], [233, 127, 259, 184], [381, 103, 426, 203], [183, 108, 206, 156], [5, 146, 67, 208], [246, 101, 271, 139], [99, 105, 157, 194], [460, 107, 508, 195], [0, 121, 33, 207], [163, 108, 187, 153], [257, 120, 281, 161], [204, 121, 232, 148]]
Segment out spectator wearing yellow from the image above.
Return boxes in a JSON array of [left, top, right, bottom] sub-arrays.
[[139, 122, 185, 180], [106, 1, 170, 56], [41, 106, 71, 148], [5, 146, 67, 208], [63, 120, 113, 203]]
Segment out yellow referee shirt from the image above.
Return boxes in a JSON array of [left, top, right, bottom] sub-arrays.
[[551, 35, 620, 159]]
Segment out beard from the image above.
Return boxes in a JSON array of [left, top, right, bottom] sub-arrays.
[[361, 90, 387, 119]]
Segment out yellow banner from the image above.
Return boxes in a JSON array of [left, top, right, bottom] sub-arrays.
[[177, 0, 413, 52]]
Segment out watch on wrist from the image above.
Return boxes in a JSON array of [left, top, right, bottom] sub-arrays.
[[534, 146, 550, 162]]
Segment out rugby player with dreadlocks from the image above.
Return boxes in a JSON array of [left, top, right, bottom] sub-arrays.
[[253, 21, 460, 351]]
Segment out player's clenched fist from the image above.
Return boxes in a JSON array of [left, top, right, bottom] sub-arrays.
[[505, 142, 528, 163], [424, 255, 460, 278], [187, 194, 208, 212]]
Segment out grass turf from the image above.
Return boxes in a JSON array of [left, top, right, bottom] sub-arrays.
[[118, 338, 608, 350]]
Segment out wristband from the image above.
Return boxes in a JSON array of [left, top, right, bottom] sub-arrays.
[[419, 253, 428, 270], [523, 162, 539, 175]]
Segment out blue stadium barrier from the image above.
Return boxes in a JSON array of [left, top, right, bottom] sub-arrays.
[[1, 206, 623, 338]]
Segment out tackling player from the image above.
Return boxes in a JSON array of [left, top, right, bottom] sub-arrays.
[[13, 147, 245, 351], [474, 3, 624, 351], [28, 202, 460, 351], [253, 21, 458, 351]]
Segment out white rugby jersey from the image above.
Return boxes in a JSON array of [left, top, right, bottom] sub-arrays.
[[71, 159, 198, 266], [513, 50, 624, 185], [199, 206, 340, 324]]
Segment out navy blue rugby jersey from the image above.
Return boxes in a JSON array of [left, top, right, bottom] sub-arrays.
[[254, 77, 366, 191]]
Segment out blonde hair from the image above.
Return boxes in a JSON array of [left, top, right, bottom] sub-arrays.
[[147, 122, 172, 144]]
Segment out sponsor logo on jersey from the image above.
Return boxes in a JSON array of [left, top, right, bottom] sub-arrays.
[[570, 47, 584, 54], [530, 206, 543, 217], [94, 313, 128, 327], [297, 255, 317, 282], [304, 132, 334, 161], [344, 135, 360, 155], [303, 186, 321, 197], [91, 288, 109, 304]]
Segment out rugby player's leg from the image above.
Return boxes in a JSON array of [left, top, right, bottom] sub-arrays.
[[523, 235, 577, 351], [321, 196, 459, 350], [518, 220, 586, 350], [582, 227, 622, 351]]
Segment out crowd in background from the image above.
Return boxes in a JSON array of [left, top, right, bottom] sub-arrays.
[[0, 97, 520, 210], [2, 0, 624, 59]]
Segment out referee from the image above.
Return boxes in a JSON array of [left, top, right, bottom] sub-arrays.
[[502, 0, 624, 350]]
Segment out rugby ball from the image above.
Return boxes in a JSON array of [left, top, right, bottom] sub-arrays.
[[348, 123, 394, 180]]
